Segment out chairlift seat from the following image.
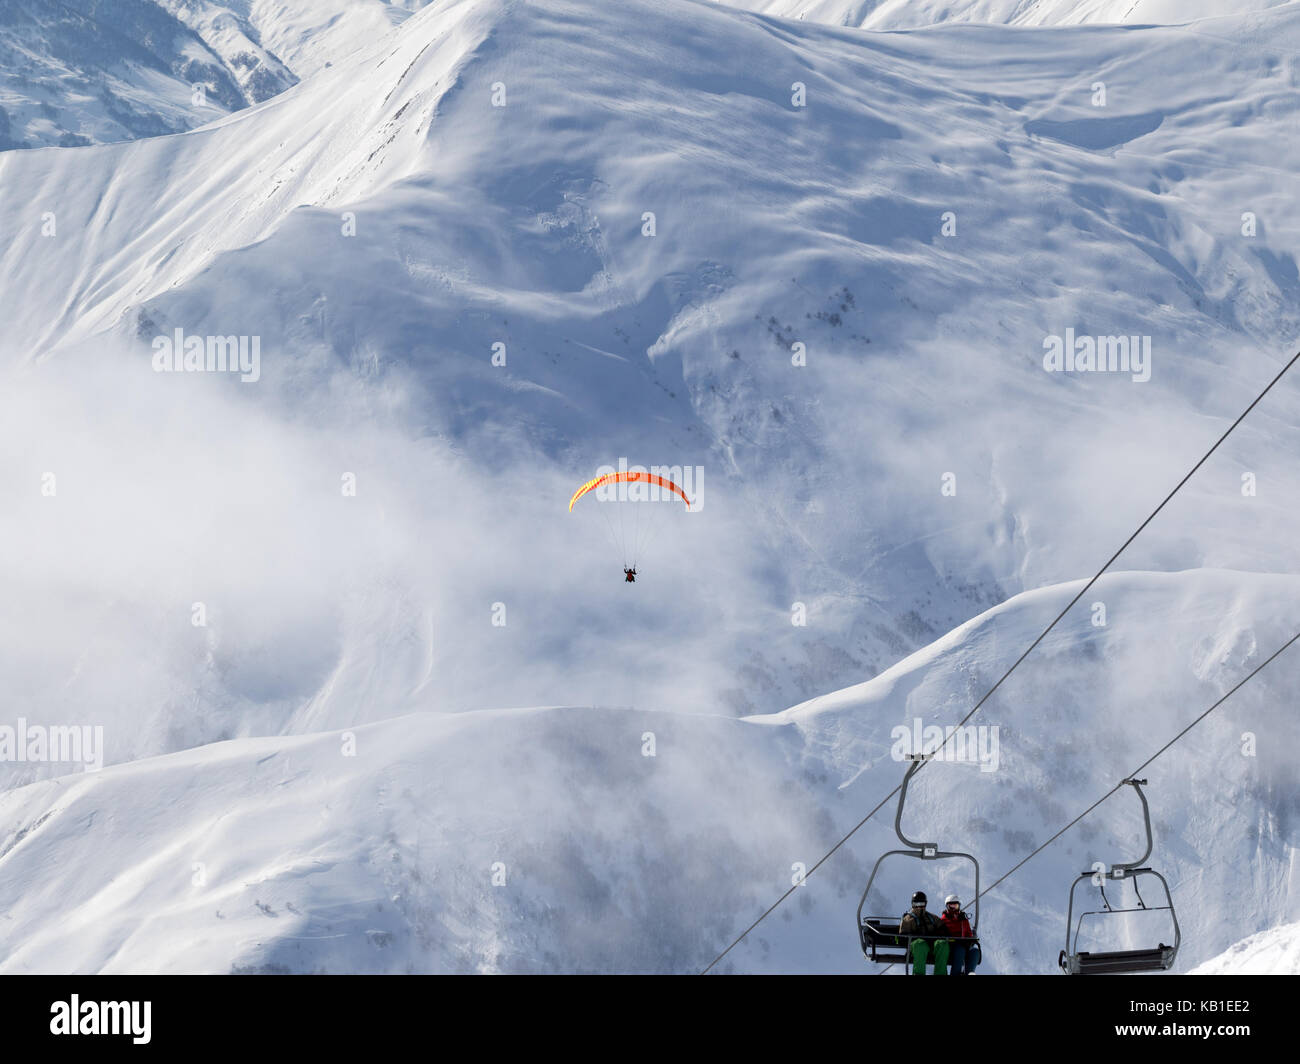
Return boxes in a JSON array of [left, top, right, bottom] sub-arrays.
[[861, 919, 909, 962], [862, 919, 979, 968], [1063, 944, 1175, 975]]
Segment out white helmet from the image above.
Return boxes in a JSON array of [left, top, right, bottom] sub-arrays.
[[945, 894, 960, 905]]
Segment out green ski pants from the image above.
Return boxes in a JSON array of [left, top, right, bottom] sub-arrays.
[[909, 938, 950, 975]]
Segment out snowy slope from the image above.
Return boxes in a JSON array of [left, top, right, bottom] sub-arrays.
[[0, 0, 415, 151], [1192, 922, 1300, 974], [0, 705, 819, 973], [732, 0, 1296, 32], [0, 569, 1295, 973], [0, 0, 254, 149], [149, 0, 416, 82]]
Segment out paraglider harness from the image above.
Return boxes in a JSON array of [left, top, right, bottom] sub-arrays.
[[624, 567, 636, 583]]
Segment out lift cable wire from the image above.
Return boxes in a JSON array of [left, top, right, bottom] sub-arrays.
[[700, 346, 1300, 975], [875, 621, 1300, 972], [979, 623, 1300, 901]]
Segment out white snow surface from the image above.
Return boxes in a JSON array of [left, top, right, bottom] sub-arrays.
[[1192, 922, 1300, 974], [0, 0, 1297, 971], [731, 0, 1296, 31]]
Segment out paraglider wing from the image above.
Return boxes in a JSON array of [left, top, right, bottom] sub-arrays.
[[568, 471, 691, 511], [568, 473, 612, 512]]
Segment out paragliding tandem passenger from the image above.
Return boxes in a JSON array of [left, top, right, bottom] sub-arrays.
[[941, 895, 979, 974], [624, 567, 637, 583], [900, 891, 948, 975]]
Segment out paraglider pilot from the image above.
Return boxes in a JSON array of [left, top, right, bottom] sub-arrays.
[[624, 567, 637, 583]]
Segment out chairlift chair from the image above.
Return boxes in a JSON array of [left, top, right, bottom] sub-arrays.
[[856, 755, 980, 971], [1059, 778, 1180, 975]]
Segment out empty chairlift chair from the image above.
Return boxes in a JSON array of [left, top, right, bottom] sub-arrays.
[[1059, 778, 1180, 975], [856, 755, 980, 971]]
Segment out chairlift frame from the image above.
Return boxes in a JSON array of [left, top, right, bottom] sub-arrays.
[[1059, 778, 1181, 975], [856, 755, 980, 971]]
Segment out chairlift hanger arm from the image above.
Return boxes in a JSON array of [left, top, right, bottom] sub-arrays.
[[1112, 779, 1154, 872]]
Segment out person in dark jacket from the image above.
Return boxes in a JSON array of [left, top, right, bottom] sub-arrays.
[[899, 891, 948, 975], [624, 567, 636, 582], [940, 894, 980, 974]]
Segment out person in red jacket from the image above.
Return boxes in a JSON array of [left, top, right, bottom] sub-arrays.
[[940, 895, 980, 975]]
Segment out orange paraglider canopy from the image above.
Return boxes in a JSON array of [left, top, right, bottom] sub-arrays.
[[568, 470, 691, 511]]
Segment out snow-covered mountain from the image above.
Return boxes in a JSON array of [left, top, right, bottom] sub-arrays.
[[6, 1, 1292, 151], [0, 0, 416, 150], [0, 0, 1297, 972]]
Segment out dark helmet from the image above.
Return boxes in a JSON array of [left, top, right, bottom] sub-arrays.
[[911, 891, 927, 906]]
